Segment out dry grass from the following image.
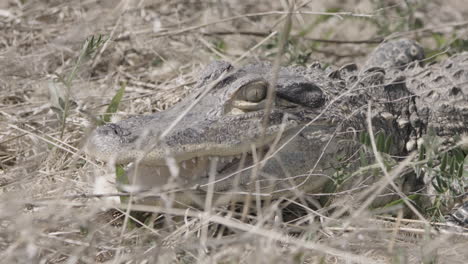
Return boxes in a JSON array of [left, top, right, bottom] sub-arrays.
[[1, 0, 467, 263]]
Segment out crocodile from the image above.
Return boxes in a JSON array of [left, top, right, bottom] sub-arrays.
[[86, 39, 467, 223]]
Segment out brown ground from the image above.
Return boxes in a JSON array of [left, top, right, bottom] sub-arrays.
[[0, 0, 467, 263]]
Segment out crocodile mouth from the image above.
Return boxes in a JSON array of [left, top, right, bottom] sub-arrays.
[[181, 154, 250, 180], [126, 147, 270, 191]]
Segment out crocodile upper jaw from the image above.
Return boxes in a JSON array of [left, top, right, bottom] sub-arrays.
[[86, 61, 332, 169]]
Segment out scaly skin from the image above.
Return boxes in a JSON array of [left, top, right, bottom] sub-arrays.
[[364, 38, 425, 70], [86, 39, 467, 212]]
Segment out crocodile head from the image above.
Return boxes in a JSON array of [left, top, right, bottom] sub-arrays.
[[88, 61, 330, 164], [86, 60, 355, 200]]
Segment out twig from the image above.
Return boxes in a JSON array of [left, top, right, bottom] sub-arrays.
[[388, 208, 403, 253], [309, 46, 367, 58], [203, 30, 383, 44], [241, 0, 295, 223], [9, 124, 99, 166], [114, 204, 377, 263], [158, 72, 227, 140], [326, 226, 468, 237], [386, 20, 468, 40], [197, 36, 231, 61], [152, 10, 373, 38], [232, 31, 278, 64]]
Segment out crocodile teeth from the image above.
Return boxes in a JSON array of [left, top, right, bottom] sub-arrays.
[[380, 112, 394, 120], [406, 139, 417, 152], [417, 138, 425, 148], [397, 118, 409, 129], [208, 156, 219, 162]]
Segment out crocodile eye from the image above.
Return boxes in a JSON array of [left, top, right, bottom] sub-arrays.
[[239, 80, 267, 102], [409, 44, 422, 58]]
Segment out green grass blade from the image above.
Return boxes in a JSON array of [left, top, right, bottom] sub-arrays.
[[102, 82, 126, 124]]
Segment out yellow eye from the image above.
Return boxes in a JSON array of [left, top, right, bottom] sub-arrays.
[[238, 80, 268, 102]]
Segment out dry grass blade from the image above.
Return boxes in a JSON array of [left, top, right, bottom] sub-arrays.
[[365, 101, 427, 222], [113, 203, 376, 263], [1, 0, 467, 263]]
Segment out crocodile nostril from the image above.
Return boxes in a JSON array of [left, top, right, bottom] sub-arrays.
[[112, 125, 122, 135], [99, 123, 127, 137], [449, 87, 461, 97]]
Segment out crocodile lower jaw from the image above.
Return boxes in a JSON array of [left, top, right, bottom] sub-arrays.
[[125, 149, 265, 190], [163, 154, 247, 179]]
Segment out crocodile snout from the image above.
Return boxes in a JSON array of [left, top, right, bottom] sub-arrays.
[[96, 123, 132, 143], [86, 123, 135, 163]]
